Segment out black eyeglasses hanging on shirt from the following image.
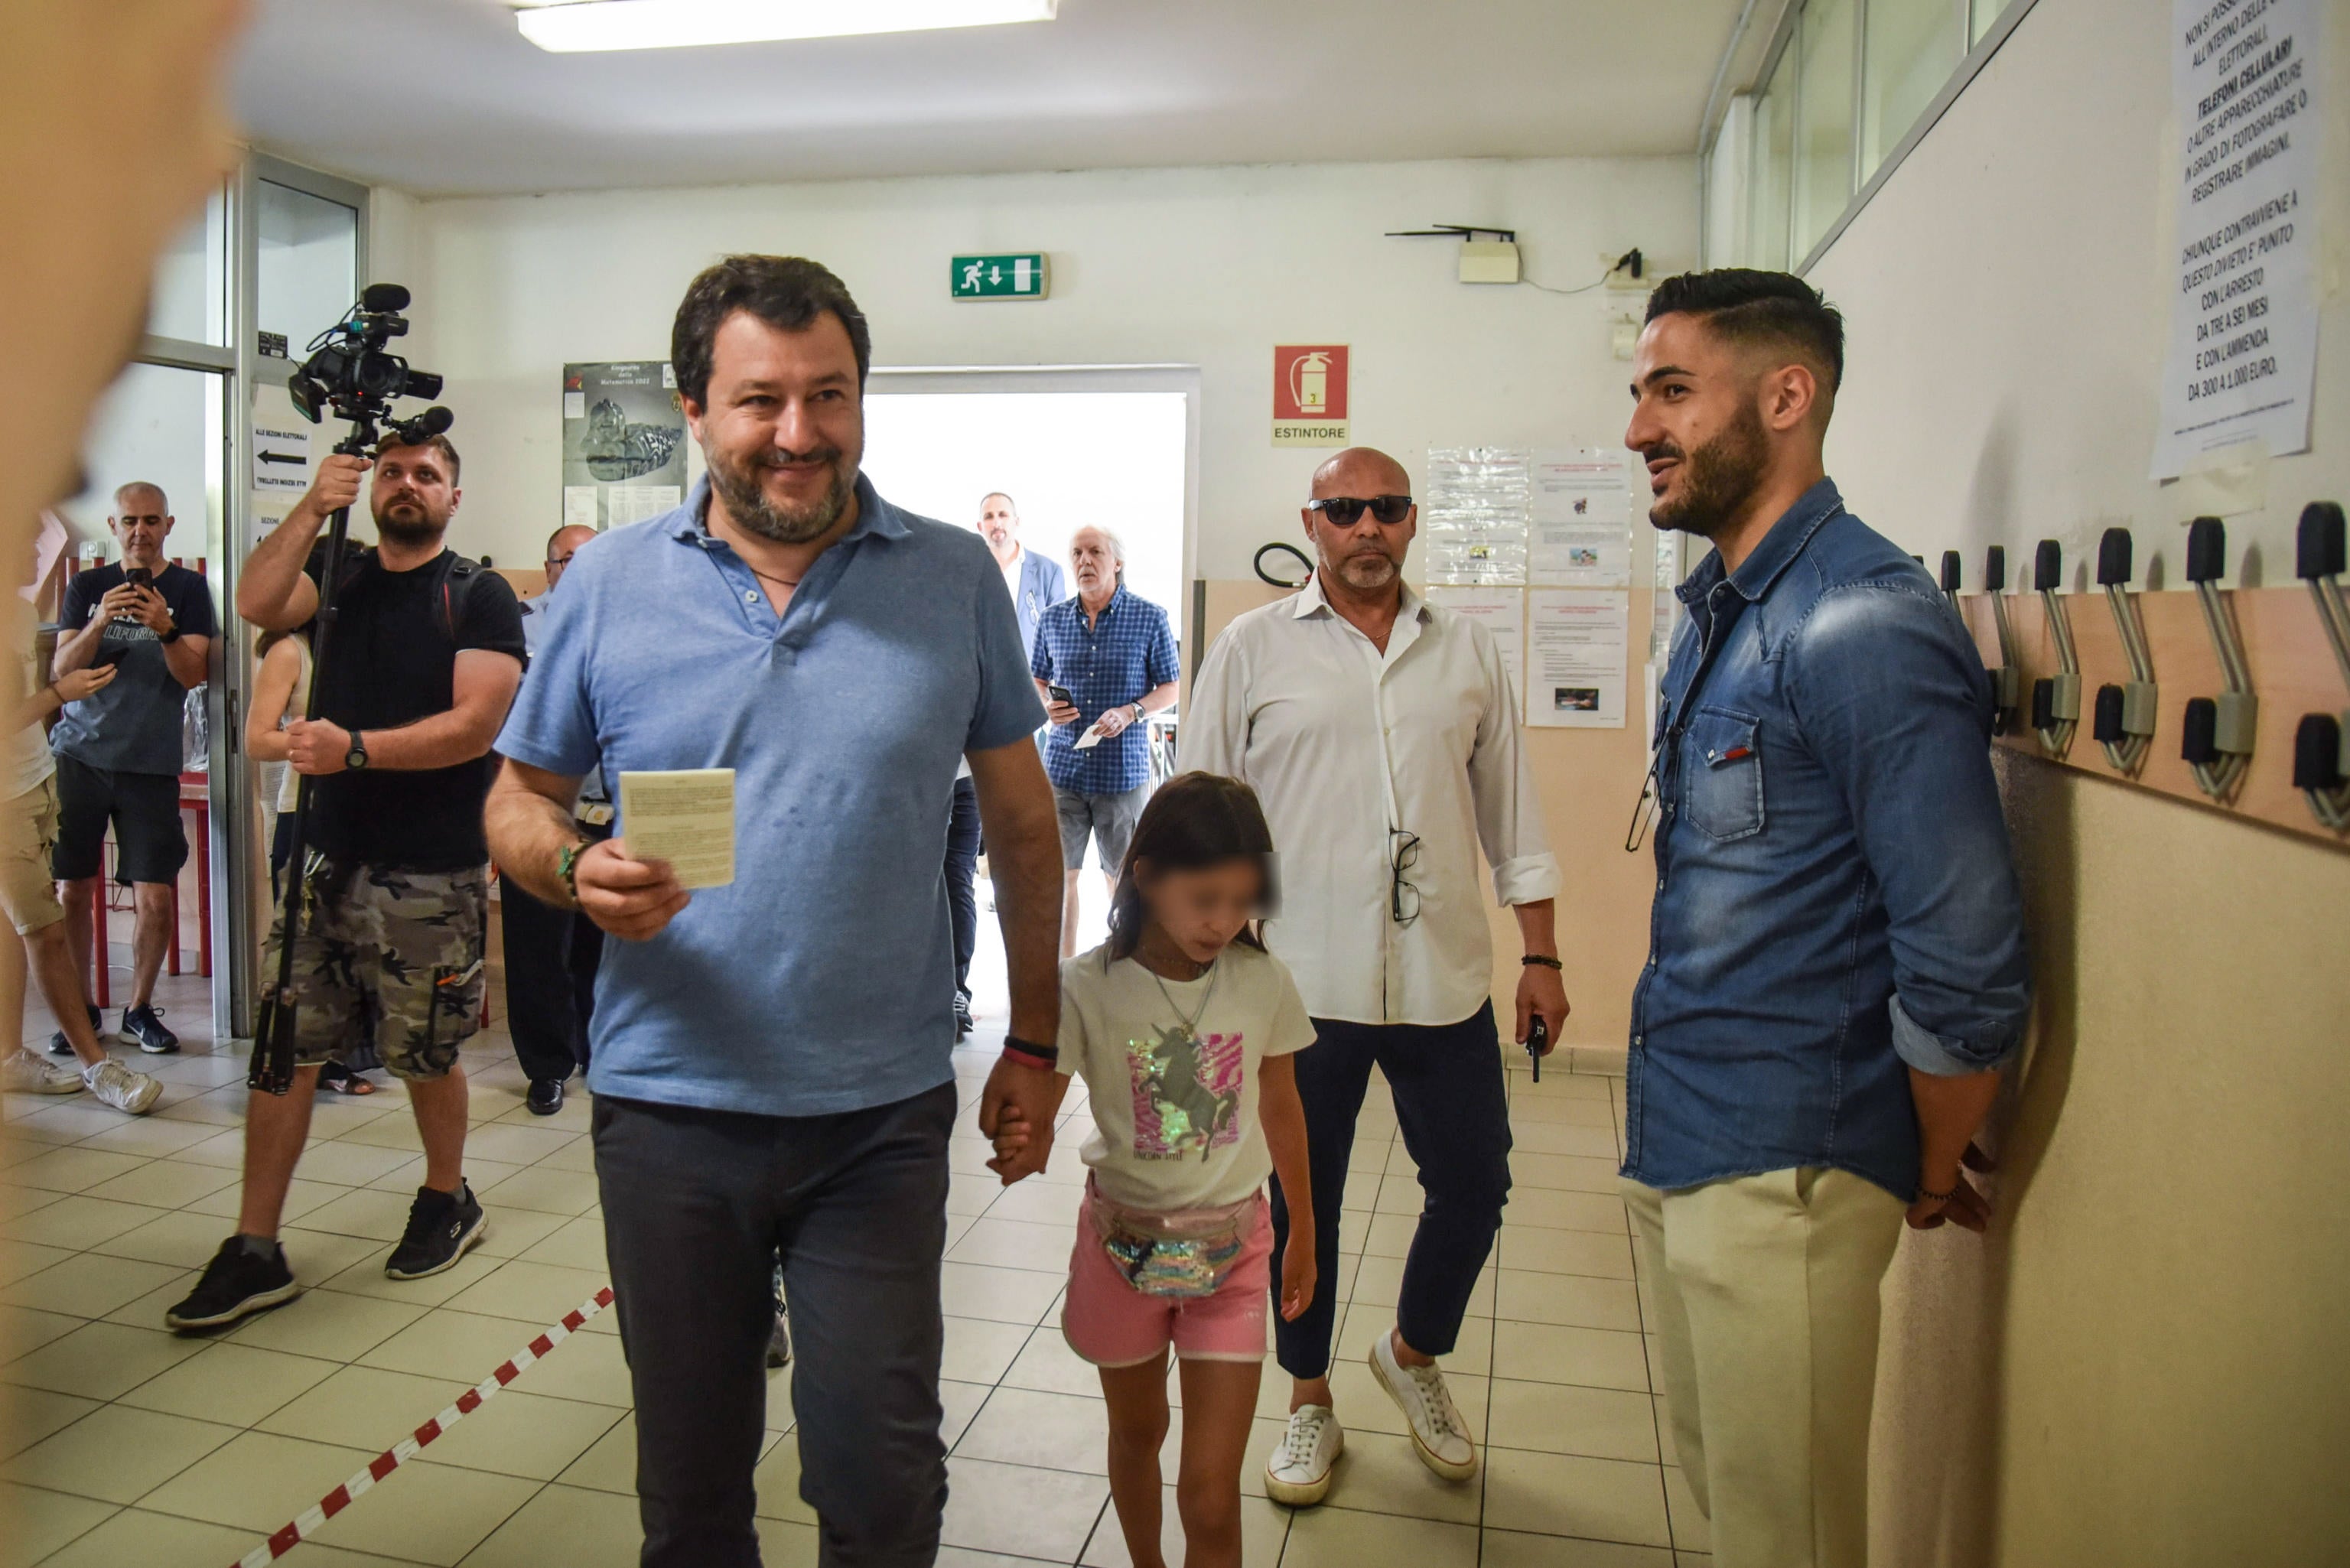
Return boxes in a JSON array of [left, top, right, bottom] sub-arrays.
[[1389, 828, 1421, 925]]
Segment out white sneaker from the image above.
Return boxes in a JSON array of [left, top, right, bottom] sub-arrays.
[[83, 1058, 162, 1115], [4, 1048, 83, 1095], [1265, 1403, 1344, 1506], [1369, 1330, 1477, 1480]]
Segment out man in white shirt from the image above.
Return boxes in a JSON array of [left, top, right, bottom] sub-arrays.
[[1180, 447, 1569, 1507]]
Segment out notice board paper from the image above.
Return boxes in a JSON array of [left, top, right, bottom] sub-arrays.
[[619, 769, 736, 889], [1526, 590, 1629, 730], [1424, 585, 1525, 702], [1529, 449, 1634, 587], [2153, 0, 2322, 477]]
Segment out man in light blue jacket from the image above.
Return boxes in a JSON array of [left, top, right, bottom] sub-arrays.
[[949, 492, 1067, 1033]]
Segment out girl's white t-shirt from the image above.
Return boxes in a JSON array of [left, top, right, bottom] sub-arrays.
[[1058, 940, 1317, 1213]]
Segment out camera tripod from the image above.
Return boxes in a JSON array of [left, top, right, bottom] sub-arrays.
[[248, 400, 452, 1095]]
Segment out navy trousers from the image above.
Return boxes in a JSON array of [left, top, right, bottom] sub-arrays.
[[1269, 1001, 1513, 1377], [594, 1083, 957, 1567]]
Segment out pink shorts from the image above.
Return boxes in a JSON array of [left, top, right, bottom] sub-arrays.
[[1062, 1193, 1274, 1367]]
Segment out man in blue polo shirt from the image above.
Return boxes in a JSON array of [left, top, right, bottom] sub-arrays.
[[1029, 524, 1178, 957], [487, 255, 1067, 1568]]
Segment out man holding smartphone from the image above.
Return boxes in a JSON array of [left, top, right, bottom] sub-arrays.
[[46, 481, 214, 1056], [1030, 525, 1178, 958]]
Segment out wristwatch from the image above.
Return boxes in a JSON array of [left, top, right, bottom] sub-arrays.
[[344, 731, 369, 771], [157, 623, 181, 645], [1129, 703, 1146, 725]]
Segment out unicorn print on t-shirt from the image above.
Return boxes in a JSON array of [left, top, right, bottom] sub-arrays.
[[1125, 1026, 1244, 1160]]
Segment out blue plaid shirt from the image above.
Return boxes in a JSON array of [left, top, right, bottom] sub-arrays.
[[1030, 584, 1178, 795]]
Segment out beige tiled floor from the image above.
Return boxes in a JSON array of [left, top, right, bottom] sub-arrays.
[[2, 971, 1710, 1566]]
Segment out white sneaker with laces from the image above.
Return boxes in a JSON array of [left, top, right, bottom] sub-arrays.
[[1264, 1403, 1344, 1506], [1369, 1330, 1477, 1480], [4, 1048, 83, 1095], [83, 1058, 162, 1114]]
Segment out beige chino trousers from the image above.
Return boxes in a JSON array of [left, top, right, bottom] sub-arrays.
[[1623, 1168, 1906, 1568]]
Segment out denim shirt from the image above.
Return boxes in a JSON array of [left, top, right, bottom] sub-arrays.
[[1623, 479, 2031, 1202]]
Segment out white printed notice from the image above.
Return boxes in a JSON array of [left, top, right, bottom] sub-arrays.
[[618, 769, 736, 889], [2153, 0, 2322, 477], [1525, 590, 1629, 730], [1424, 586, 1525, 701], [1529, 449, 1634, 587]]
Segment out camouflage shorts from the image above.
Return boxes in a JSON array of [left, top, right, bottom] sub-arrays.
[[262, 861, 488, 1081]]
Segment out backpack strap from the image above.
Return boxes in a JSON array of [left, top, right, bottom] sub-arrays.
[[437, 555, 481, 645]]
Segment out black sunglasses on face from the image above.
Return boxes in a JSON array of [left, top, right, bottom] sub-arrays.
[[1309, 494, 1414, 526]]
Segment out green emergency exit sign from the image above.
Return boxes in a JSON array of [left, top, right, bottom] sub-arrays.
[[951, 253, 1050, 301]]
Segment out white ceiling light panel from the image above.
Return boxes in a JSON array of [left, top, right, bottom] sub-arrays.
[[513, 0, 1060, 54]]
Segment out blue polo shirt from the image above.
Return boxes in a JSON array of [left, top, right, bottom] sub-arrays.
[[1030, 584, 1178, 795], [495, 475, 1046, 1118]]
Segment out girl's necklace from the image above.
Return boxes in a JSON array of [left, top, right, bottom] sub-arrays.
[[1148, 956, 1221, 1039]]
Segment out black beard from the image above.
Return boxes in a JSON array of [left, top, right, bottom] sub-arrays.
[[1649, 397, 1770, 540], [374, 503, 445, 548], [709, 445, 856, 544]]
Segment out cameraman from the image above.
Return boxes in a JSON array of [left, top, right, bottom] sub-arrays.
[[46, 481, 214, 1057], [165, 434, 526, 1332]]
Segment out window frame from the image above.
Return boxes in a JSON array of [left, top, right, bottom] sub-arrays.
[[1704, 0, 2043, 274]]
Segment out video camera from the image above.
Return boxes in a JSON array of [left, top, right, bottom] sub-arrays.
[[286, 283, 444, 429]]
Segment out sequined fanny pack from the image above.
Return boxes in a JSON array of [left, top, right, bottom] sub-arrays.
[[1088, 1181, 1258, 1300]]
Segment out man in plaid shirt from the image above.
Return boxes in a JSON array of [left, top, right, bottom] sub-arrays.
[[1030, 525, 1178, 956]]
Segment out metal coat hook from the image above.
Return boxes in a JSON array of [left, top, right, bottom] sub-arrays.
[[2091, 527, 2157, 776], [2291, 500, 2349, 831], [2029, 539, 2080, 757], [2179, 516, 2257, 803], [1984, 545, 2022, 736]]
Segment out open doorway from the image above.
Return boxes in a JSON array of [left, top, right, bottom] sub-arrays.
[[861, 369, 1197, 1033]]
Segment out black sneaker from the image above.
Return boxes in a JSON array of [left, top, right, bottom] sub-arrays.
[[164, 1237, 300, 1331], [385, 1183, 489, 1280], [526, 1078, 566, 1116], [953, 994, 975, 1039], [121, 1005, 179, 1055], [49, 1004, 101, 1055]]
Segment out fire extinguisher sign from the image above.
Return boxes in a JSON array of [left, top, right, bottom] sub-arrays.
[[1272, 345, 1349, 447]]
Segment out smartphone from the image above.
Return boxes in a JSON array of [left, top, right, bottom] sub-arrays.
[[1047, 684, 1074, 707], [106, 565, 154, 640]]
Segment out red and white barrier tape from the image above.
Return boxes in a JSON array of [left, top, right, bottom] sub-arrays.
[[230, 1284, 617, 1568]]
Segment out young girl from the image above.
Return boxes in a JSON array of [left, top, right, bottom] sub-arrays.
[[991, 772, 1315, 1568]]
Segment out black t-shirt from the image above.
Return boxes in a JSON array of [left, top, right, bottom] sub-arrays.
[[301, 547, 526, 870], [50, 562, 218, 776]]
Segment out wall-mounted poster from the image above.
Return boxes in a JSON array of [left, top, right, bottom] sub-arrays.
[[562, 361, 687, 530]]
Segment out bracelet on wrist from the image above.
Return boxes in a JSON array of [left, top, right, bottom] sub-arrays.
[[555, 841, 588, 908], [1917, 1179, 1960, 1204], [1002, 1035, 1059, 1070], [1522, 954, 1563, 971]]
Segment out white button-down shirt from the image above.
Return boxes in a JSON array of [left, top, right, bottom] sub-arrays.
[[1179, 574, 1560, 1027]]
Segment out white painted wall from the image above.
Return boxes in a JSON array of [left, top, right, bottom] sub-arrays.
[[1808, 0, 2348, 590], [392, 156, 1696, 573]]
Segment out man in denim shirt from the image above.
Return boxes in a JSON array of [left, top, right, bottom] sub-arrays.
[[1619, 270, 2029, 1568]]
